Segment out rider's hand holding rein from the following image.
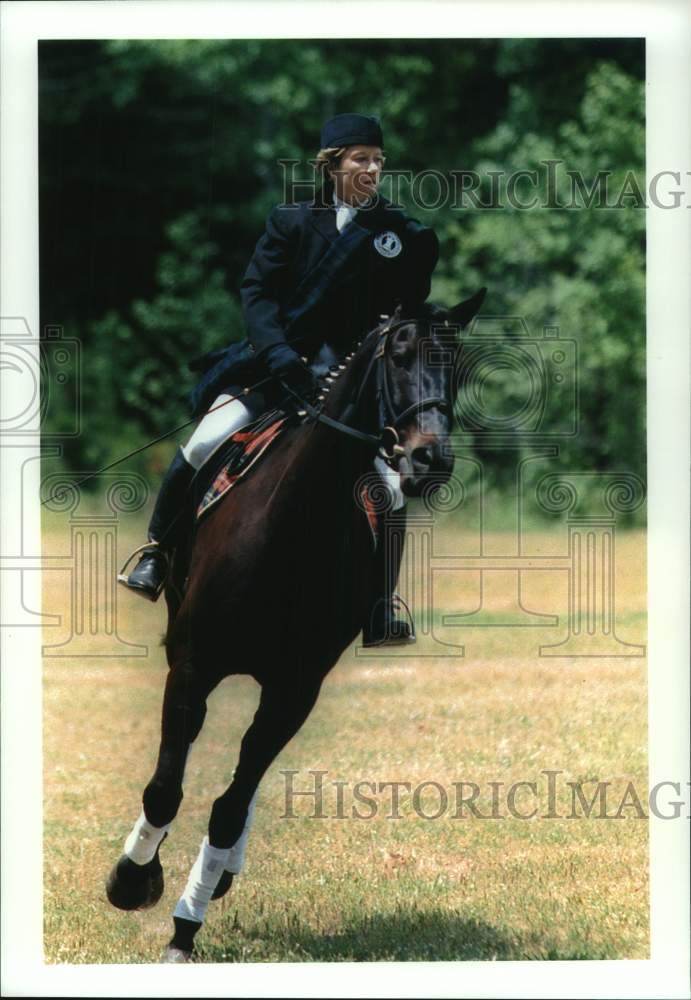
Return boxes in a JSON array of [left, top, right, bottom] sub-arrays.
[[263, 342, 319, 402], [119, 112, 433, 647]]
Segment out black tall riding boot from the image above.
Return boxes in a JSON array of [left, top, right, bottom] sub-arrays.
[[118, 447, 196, 602], [362, 505, 416, 647]]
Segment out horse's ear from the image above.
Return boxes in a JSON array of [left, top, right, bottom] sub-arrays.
[[446, 287, 487, 330]]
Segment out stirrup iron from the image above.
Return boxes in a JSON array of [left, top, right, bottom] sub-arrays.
[[117, 541, 169, 587], [392, 593, 416, 642]]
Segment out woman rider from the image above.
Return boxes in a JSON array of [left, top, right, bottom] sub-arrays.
[[118, 113, 440, 646]]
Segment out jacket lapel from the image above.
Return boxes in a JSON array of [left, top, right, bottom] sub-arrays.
[[309, 205, 339, 244], [356, 194, 408, 236], [284, 214, 375, 331], [308, 191, 399, 244]]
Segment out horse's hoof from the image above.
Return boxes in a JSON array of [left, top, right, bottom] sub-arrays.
[[105, 853, 164, 911], [162, 945, 195, 963], [211, 870, 234, 900]]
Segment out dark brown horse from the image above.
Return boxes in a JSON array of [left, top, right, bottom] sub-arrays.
[[106, 290, 485, 961]]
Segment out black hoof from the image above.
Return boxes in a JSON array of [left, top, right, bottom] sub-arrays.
[[162, 945, 195, 963], [106, 851, 164, 911], [167, 915, 201, 959], [211, 870, 234, 900]]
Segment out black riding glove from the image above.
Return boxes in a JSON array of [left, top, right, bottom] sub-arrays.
[[263, 343, 319, 401]]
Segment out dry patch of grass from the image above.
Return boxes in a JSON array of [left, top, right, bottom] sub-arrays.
[[42, 509, 648, 963]]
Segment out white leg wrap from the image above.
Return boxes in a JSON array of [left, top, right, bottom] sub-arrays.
[[173, 837, 231, 924], [172, 792, 258, 924], [123, 810, 170, 865], [224, 790, 257, 875]]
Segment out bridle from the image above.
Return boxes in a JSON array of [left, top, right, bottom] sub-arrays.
[[292, 316, 454, 465], [44, 317, 454, 516], [372, 317, 454, 438]]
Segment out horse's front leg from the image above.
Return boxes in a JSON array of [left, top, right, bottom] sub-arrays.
[[106, 654, 215, 912], [165, 676, 322, 962]]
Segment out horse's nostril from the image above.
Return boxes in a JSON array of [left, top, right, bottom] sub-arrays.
[[411, 445, 434, 469]]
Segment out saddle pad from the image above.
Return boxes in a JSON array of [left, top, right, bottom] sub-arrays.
[[358, 481, 380, 551], [196, 409, 289, 520], [195, 407, 381, 550]]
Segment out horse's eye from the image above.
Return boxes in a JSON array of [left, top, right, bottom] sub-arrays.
[[390, 327, 416, 367], [390, 347, 412, 368]]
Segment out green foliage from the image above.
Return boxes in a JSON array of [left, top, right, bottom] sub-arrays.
[[56, 210, 241, 475], [434, 61, 645, 509], [39, 40, 645, 517], [120, 211, 243, 431]]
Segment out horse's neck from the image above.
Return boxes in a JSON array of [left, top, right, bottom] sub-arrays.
[[287, 338, 381, 513], [321, 333, 380, 433]]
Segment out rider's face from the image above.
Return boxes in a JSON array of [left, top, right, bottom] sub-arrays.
[[330, 145, 385, 205]]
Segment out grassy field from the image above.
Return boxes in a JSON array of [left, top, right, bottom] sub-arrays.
[[42, 507, 648, 964]]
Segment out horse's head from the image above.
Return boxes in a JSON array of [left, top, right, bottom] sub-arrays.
[[373, 289, 486, 498]]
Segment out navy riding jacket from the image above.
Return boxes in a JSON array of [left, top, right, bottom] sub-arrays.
[[188, 181, 439, 417]]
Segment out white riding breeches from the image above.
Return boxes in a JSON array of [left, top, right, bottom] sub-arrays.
[[182, 393, 405, 510], [181, 394, 257, 470]]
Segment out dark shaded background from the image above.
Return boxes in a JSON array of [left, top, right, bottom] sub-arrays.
[[39, 38, 645, 515]]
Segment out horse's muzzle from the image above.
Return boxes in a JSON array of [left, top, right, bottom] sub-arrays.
[[399, 437, 454, 498]]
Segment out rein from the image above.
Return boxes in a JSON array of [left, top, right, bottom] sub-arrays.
[[41, 318, 452, 508], [293, 317, 453, 464]]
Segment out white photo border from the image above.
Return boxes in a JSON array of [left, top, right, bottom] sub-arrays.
[[1, 1, 689, 997]]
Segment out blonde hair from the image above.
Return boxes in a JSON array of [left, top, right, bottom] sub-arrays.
[[315, 144, 387, 191], [314, 146, 347, 181]]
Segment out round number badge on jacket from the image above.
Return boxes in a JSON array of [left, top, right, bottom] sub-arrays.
[[374, 230, 403, 258]]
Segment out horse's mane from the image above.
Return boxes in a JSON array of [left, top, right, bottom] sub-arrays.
[[413, 300, 446, 320], [395, 300, 451, 325]]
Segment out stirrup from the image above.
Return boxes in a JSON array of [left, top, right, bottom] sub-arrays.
[[117, 541, 169, 589], [391, 593, 416, 643], [363, 593, 417, 648]]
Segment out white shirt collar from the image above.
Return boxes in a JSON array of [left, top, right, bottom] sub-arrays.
[[332, 190, 374, 210], [332, 189, 372, 231], [332, 189, 353, 209]]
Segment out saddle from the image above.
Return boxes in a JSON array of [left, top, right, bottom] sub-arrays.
[[192, 404, 380, 549], [194, 408, 291, 521]]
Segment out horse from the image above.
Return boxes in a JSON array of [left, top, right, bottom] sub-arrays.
[[105, 289, 486, 962]]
